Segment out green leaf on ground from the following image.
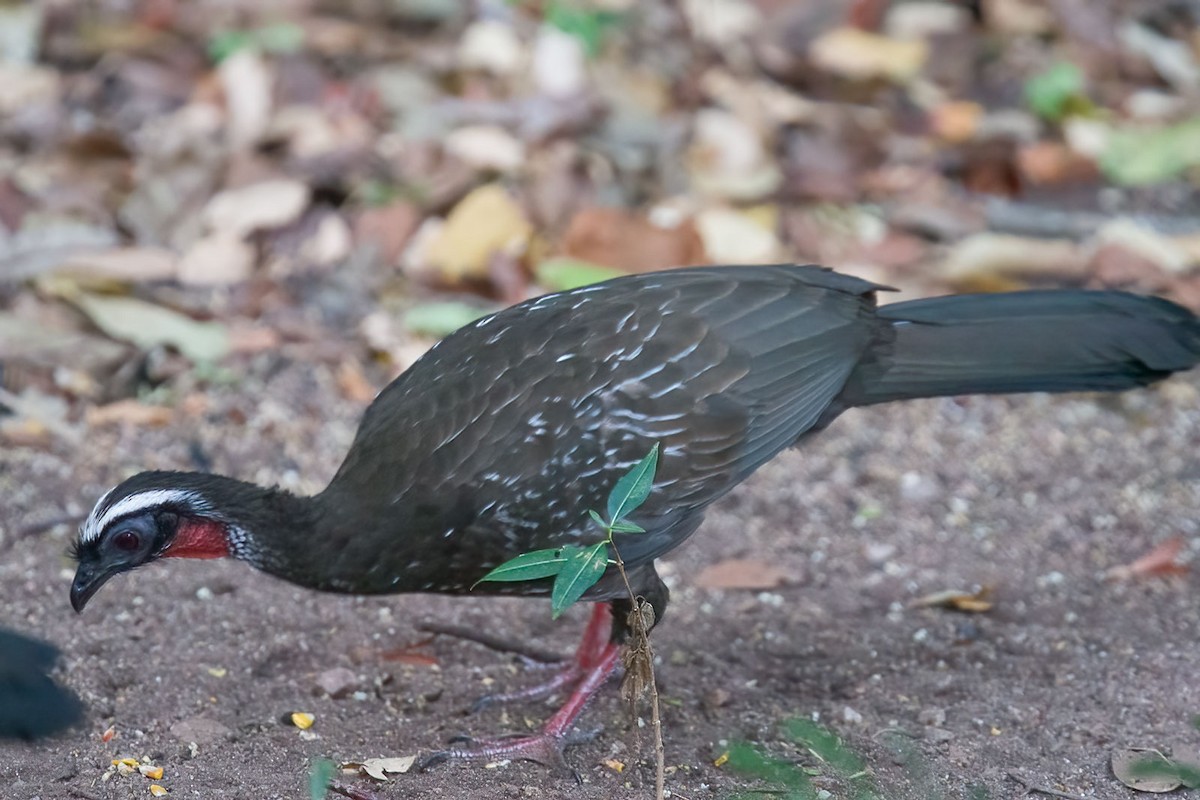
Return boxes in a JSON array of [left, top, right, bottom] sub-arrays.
[[475, 548, 567, 585], [308, 758, 336, 800], [535, 257, 625, 291], [1024, 62, 1087, 121], [71, 291, 229, 363], [1100, 116, 1200, 186], [551, 542, 609, 617], [404, 301, 494, 338], [606, 443, 659, 523]]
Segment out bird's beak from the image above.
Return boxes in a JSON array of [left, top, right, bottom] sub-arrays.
[[70, 563, 119, 613]]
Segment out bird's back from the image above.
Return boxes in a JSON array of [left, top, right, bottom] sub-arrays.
[[311, 265, 884, 594]]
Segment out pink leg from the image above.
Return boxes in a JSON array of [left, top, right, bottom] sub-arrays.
[[422, 645, 621, 772], [421, 604, 621, 772], [470, 604, 613, 713]]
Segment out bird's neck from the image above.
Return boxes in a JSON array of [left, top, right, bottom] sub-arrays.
[[163, 474, 319, 574]]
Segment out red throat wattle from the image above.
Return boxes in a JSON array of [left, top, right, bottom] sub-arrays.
[[163, 518, 230, 559]]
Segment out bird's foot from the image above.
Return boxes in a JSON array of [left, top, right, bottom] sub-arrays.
[[418, 727, 601, 775], [424, 641, 622, 775], [468, 603, 614, 713]]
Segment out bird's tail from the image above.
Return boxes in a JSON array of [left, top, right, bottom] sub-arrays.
[[840, 290, 1200, 407]]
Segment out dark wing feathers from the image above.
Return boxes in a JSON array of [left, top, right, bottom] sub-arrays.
[[320, 265, 883, 589]]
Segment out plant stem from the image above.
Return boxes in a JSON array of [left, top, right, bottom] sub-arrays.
[[609, 534, 666, 800]]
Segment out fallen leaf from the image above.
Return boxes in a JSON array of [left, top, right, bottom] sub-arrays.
[[561, 207, 706, 273], [810, 27, 927, 83], [403, 301, 492, 338], [421, 185, 532, 285], [336, 362, 376, 404], [695, 558, 789, 590], [458, 19, 523, 76], [940, 233, 1085, 291], [56, 247, 178, 284], [1107, 538, 1188, 581], [378, 645, 439, 667], [534, 257, 624, 291], [930, 101, 984, 143], [354, 202, 422, 268], [694, 206, 782, 264], [910, 587, 993, 613], [444, 125, 525, 173], [351, 756, 417, 781], [1112, 748, 1183, 793], [70, 292, 229, 362], [86, 400, 173, 428], [688, 109, 782, 201], [177, 233, 255, 285], [203, 179, 311, 238], [218, 48, 272, 149]]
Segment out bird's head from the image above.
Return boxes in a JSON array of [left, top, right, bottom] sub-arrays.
[[71, 472, 235, 612]]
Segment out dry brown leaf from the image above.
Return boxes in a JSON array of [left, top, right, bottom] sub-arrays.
[[218, 49, 272, 149], [336, 362, 377, 404], [86, 400, 173, 429], [177, 234, 255, 285], [1107, 537, 1189, 581], [694, 558, 789, 590], [694, 206, 782, 264], [810, 28, 927, 83], [351, 756, 416, 781], [378, 646, 439, 667], [57, 247, 178, 284], [354, 202, 422, 268], [203, 180, 311, 239], [931, 102, 984, 144], [941, 233, 1085, 291], [421, 184, 532, 284], [226, 325, 282, 354], [562, 208, 706, 273], [910, 587, 994, 613]]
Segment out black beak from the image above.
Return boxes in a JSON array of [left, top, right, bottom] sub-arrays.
[[70, 563, 118, 613]]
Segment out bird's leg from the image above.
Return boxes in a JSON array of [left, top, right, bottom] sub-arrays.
[[469, 603, 614, 713], [420, 641, 622, 773]]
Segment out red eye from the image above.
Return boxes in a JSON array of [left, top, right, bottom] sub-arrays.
[[113, 530, 141, 552]]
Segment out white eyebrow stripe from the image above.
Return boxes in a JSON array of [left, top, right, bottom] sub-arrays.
[[80, 489, 208, 544]]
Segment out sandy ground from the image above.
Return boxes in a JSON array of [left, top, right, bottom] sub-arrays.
[[1, 356, 1197, 800]]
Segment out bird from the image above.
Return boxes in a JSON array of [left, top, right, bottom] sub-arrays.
[[0, 627, 83, 740], [70, 264, 1200, 767]]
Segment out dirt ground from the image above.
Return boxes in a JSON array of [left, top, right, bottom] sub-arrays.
[[1, 351, 1198, 800]]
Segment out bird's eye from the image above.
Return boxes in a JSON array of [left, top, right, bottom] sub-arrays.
[[112, 530, 141, 552]]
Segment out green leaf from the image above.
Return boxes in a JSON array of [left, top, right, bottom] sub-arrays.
[[475, 549, 567, 585], [543, 3, 623, 58], [308, 758, 336, 800], [588, 509, 607, 529], [550, 542, 609, 618], [404, 301, 495, 338], [1100, 116, 1200, 186], [535, 257, 625, 291], [608, 520, 645, 534], [1024, 62, 1086, 121], [722, 741, 811, 789], [606, 443, 659, 523], [70, 291, 230, 363]]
